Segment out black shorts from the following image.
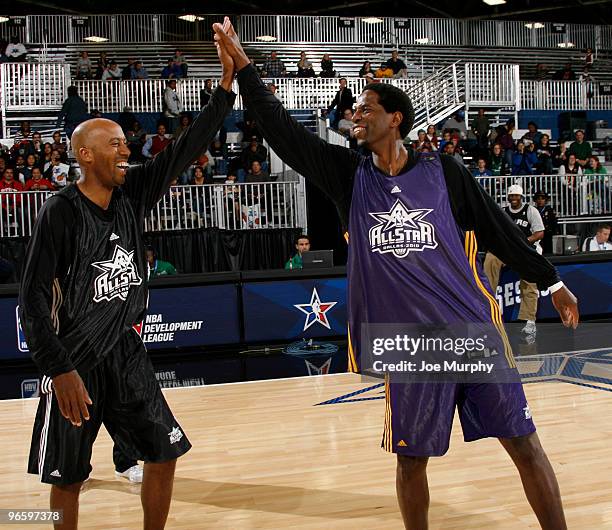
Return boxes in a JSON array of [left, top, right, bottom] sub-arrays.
[[28, 330, 191, 485]]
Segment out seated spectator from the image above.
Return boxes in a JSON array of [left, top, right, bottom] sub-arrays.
[[425, 125, 438, 150], [497, 120, 516, 167], [145, 247, 177, 279], [285, 234, 311, 270], [57, 86, 89, 139], [438, 130, 452, 151], [262, 51, 287, 78], [535, 63, 548, 81], [533, 191, 558, 254], [385, 50, 408, 78], [24, 167, 54, 191], [443, 112, 468, 140], [102, 60, 121, 81], [241, 187, 263, 228], [375, 62, 394, 78], [553, 63, 576, 80], [568, 130, 591, 167], [584, 155, 608, 214], [241, 137, 268, 173], [319, 54, 336, 78], [443, 142, 463, 164], [0, 168, 24, 212], [14, 120, 32, 140], [521, 121, 543, 148], [94, 52, 109, 80], [126, 123, 146, 163], [558, 153, 583, 188], [246, 160, 270, 182], [161, 58, 181, 79], [76, 51, 93, 79], [582, 224, 611, 252], [122, 58, 135, 80], [173, 49, 188, 78], [131, 61, 149, 79], [472, 158, 493, 180], [359, 60, 374, 78], [21, 154, 40, 182], [43, 150, 70, 188], [118, 106, 136, 133], [26, 131, 44, 160], [337, 109, 355, 137], [42, 143, 53, 166], [5, 36, 27, 62], [585, 155, 607, 177], [412, 130, 432, 152], [51, 131, 67, 155], [142, 124, 170, 159], [13, 155, 26, 183], [190, 165, 213, 185], [173, 114, 192, 139], [200, 79, 214, 108], [511, 141, 537, 175], [536, 134, 553, 174], [296, 51, 315, 78], [489, 143, 506, 176]]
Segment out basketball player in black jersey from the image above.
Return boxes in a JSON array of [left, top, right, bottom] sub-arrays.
[[19, 23, 236, 529]]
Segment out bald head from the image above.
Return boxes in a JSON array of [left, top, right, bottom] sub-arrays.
[[71, 118, 123, 163]]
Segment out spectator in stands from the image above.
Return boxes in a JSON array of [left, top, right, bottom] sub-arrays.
[[443, 142, 463, 164], [512, 141, 537, 175], [118, 106, 136, 133], [535, 63, 548, 81], [122, 58, 135, 80], [375, 62, 394, 78], [13, 155, 26, 183], [241, 137, 268, 173], [21, 154, 40, 182], [584, 155, 608, 214], [553, 63, 576, 81], [412, 130, 432, 152], [51, 131, 67, 155], [338, 109, 355, 137], [568, 130, 591, 167], [10, 137, 31, 160], [43, 149, 70, 188], [42, 143, 53, 166], [359, 61, 374, 78], [57, 86, 89, 139], [14, 121, 32, 141], [443, 112, 468, 140], [438, 130, 452, 151], [145, 247, 177, 279], [26, 131, 44, 160], [533, 191, 557, 254], [497, 120, 516, 168], [489, 143, 506, 176], [24, 166, 54, 191], [102, 60, 121, 81], [584, 48, 594, 72], [558, 153, 583, 190], [536, 134, 553, 174], [200, 79, 214, 108], [262, 51, 287, 78], [94, 52, 109, 80], [328, 78, 354, 128], [246, 160, 270, 182], [385, 50, 408, 78], [582, 224, 611, 252], [5, 36, 27, 62], [472, 158, 493, 181], [425, 125, 439, 151], [142, 124, 170, 159], [126, 124, 146, 163], [131, 61, 149, 80], [267, 83, 281, 101], [173, 49, 188, 78], [285, 234, 311, 269], [76, 51, 93, 79], [1, 167, 24, 211], [190, 165, 214, 186], [521, 121, 543, 148], [163, 79, 183, 134], [471, 108, 490, 151], [296, 51, 315, 78], [161, 58, 179, 80], [320, 54, 336, 78], [173, 114, 192, 140], [0, 159, 5, 177]]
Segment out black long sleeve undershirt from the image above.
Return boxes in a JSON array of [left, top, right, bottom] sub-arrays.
[[237, 64, 559, 290]]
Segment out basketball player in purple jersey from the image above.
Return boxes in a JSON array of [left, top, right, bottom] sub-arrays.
[[214, 19, 578, 529]]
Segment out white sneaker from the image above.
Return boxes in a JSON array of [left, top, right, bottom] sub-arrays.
[[115, 464, 143, 483], [521, 320, 537, 335]]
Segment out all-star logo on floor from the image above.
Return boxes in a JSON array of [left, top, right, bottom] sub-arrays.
[[91, 245, 142, 303], [294, 287, 337, 331], [369, 199, 438, 258]]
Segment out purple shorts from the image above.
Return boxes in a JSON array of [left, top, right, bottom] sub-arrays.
[[382, 381, 535, 456]]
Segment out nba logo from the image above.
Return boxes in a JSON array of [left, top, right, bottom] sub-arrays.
[[21, 379, 40, 398], [15, 306, 29, 353]]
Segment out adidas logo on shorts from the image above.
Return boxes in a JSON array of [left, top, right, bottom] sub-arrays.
[[397, 440, 408, 447], [50, 469, 61, 478]]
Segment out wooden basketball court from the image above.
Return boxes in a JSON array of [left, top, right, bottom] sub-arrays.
[[1, 355, 611, 529]]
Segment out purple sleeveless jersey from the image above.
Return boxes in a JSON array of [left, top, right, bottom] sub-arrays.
[[346, 153, 535, 456]]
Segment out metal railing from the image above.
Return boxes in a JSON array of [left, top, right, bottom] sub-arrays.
[[520, 80, 612, 111], [465, 63, 519, 107], [478, 174, 611, 218], [1, 62, 70, 110], [0, 182, 306, 237]]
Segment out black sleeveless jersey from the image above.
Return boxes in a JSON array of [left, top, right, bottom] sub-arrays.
[[504, 204, 533, 240]]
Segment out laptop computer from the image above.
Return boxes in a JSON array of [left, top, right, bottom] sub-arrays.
[[302, 250, 334, 269]]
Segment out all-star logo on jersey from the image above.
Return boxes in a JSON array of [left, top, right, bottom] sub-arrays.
[[368, 199, 438, 258], [91, 245, 142, 303]]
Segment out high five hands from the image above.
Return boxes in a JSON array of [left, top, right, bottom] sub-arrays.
[[213, 17, 251, 77]]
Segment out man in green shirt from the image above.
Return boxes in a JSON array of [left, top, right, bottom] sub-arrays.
[[568, 130, 592, 167], [284, 234, 311, 270], [145, 247, 177, 279]]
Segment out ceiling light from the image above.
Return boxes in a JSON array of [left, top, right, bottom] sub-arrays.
[[525, 23, 545, 29], [0, 16, 9, 23], [482, 0, 506, 5], [558, 42, 575, 48], [363, 17, 384, 24], [178, 14, 205, 22], [84, 36, 109, 43], [256, 35, 277, 42]]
